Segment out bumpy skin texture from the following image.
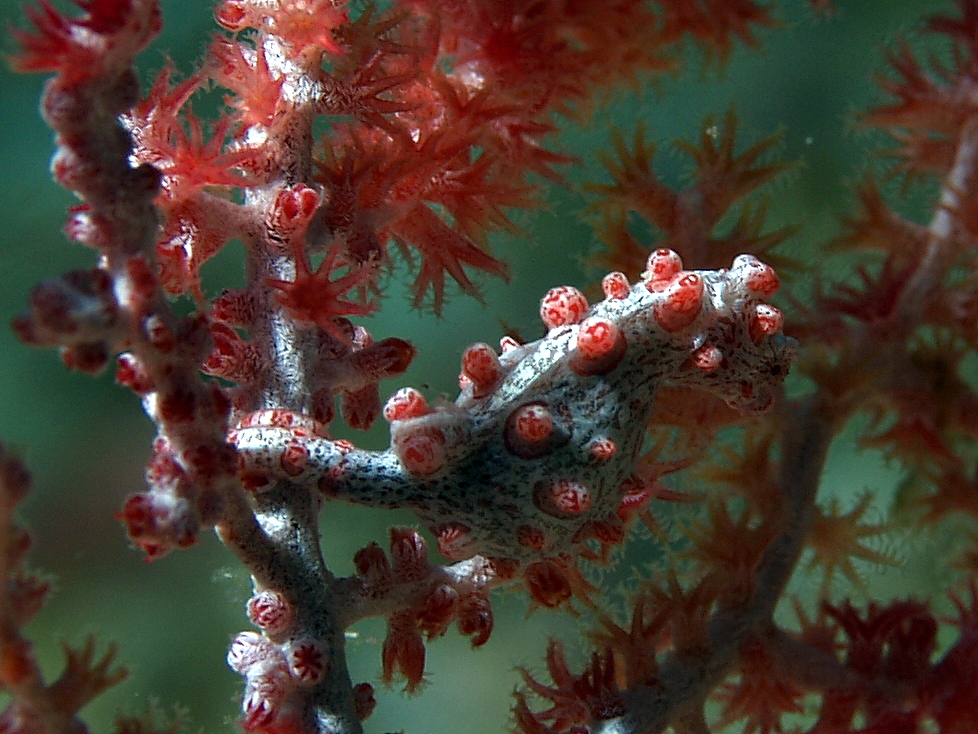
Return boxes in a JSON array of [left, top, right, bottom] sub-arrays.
[[232, 251, 795, 568]]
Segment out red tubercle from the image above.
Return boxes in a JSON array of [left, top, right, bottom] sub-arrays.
[[237, 409, 328, 437], [538, 479, 592, 516], [228, 631, 281, 675], [353, 541, 392, 589], [576, 318, 621, 360], [749, 303, 784, 343], [143, 314, 176, 352], [389, 527, 429, 580], [115, 352, 154, 395], [239, 470, 274, 494], [734, 254, 781, 297], [460, 342, 504, 398], [586, 515, 626, 546], [571, 316, 627, 376], [215, 0, 249, 30], [589, 438, 617, 461], [500, 335, 522, 353], [418, 585, 459, 639], [383, 387, 431, 422], [652, 272, 704, 332], [512, 403, 554, 443], [540, 285, 589, 330], [394, 426, 446, 477], [602, 271, 631, 300], [644, 248, 683, 283]]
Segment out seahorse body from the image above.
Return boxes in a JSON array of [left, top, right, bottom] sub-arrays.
[[232, 251, 795, 576]]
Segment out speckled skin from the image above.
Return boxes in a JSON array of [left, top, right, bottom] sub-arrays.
[[232, 254, 796, 566]]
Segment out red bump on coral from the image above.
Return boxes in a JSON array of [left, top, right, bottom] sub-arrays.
[[652, 272, 704, 332], [383, 387, 432, 422], [540, 285, 589, 330], [460, 342, 504, 398], [392, 426, 446, 477], [602, 271, 631, 300]]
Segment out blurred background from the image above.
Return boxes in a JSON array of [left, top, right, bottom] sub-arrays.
[[0, 1, 944, 732]]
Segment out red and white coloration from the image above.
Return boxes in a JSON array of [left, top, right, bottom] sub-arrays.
[[286, 639, 328, 685], [511, 404, 555, 444], [602, 271, 631, 300], [735, 253, 781, 297], [691, 343, 723, 371], [459, 343, 504, 398], [247, 591, 295, 637], [392, 426, 446, 477], [543, 480, 593, 515], [383, 387, 431, 422], [643, 248, 684, 283], [232, 251, 795, 607], [652, 272, 705, 332], [750, 302, 784, 343], [540, 286, 589, 330]]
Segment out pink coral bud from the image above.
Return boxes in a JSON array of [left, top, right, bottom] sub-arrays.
[[749, 303, 784, 343], [393, 426, 446, 477], [228, 631, 283, 675], [733, 254, 780, 297], [540, 285, 589, 330], [589, 438, 617, 461], [287, 639, 327, 685], [247, 591, 294, 636], [383, 387, 431, 422], [602, 271, 631, 300], [456, 593, 493, 646], [389, 527, 429, 580], [653, 273, 704, 332], [270, 184, 320, 237], [644, 248, 683, 283], [512, 403, 554, 443], [353, 682, 376, 722], [435, 522, 474, 561], [691, 343, 723, 371], [539, 480, 592, 515], [460, 342, 503, 398]]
